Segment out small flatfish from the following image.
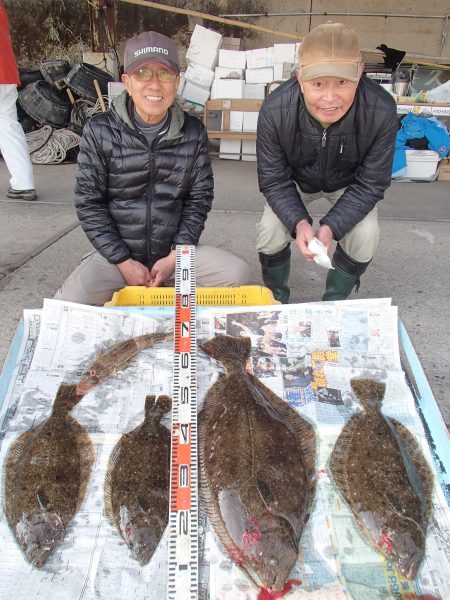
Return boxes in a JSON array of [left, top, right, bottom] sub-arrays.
[[329, 378, 434, 579], [4, 383, 94, 568], [199, 335, 316, 597], [104, 394, 172, 565], [77, 331, 172, 394]]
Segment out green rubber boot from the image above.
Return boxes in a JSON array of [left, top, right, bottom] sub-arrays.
[[322, 244, 371, 301], [259, 245, 291, 304]]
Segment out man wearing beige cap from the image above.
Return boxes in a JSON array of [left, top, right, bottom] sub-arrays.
[[256, 22, 397, 303], [56, 31, 250, 305]]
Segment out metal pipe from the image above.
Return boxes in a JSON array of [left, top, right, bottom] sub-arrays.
[[220, 12, 449, 20]]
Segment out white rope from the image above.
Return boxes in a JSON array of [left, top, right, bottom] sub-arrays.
[[26, 125, 81, 164], [70, 98, 106, 126]]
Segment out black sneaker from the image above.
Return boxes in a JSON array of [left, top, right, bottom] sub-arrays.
[[6, 187, 38, 201]]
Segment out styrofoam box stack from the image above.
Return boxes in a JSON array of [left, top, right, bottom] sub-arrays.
[[219, 139, 242, 160], [245, 47, 274, 85], [182, 25, 222, 106]]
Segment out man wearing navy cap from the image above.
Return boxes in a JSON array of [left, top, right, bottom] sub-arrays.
[[56, 31, 250, 305]]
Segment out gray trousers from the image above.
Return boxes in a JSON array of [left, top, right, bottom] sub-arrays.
[[55, 245, 251, 306], [256, 188, 380, 263]]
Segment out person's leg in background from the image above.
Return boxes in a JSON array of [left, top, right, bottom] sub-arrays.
[[54, 251, 126, 306], [323, 204, 380, 301], [0, 84, 37, 201], [256, 204, 293, 303], [195, 245, 251, 287]]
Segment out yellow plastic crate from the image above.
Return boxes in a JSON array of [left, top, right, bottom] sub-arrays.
[[105, 285, 279, 306]]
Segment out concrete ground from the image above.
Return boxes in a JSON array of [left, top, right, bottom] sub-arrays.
[[0, 158, 449, 428]]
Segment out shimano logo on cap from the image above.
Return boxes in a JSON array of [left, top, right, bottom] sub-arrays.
[[134, 46, 169, 57]]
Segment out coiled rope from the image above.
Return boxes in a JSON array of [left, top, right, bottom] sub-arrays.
[[25, 98, 106, 164]]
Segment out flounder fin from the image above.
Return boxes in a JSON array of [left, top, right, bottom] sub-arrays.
[[251, 375, 317, 530], [350, 378, 386, 411], [67, 416, 95, 512], [104, 438, 124, 525], [390, 419, 434, 519], [329, 413, 366, 498], [200, 334, 251, 371], [135, 331, 173, 350], [52, 383, 84, 415], [4, 430, 35, 527]]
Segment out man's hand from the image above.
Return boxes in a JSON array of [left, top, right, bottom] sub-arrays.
[[314, 224, 334, 254], [148, 251, 176, 287], [295, 219, 315, 260], [117, 258, 151, 286]]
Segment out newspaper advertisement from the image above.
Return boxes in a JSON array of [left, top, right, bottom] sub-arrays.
[[0, 298, 448, 600]]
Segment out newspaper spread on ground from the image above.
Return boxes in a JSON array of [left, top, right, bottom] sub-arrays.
[[0, 298, 448, 600]]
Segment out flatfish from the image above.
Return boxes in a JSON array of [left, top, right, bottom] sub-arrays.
[[104, 394, 172, 565], [199, 335, 316, 596], [4, 383, 94, 568], [77, 331, 172, 394], [329, 378, 434, 579]]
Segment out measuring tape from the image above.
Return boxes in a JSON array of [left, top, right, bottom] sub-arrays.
[[167, 245, 199, 599]]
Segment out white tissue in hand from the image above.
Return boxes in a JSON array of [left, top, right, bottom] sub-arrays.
[[308, 238, 334, 270]]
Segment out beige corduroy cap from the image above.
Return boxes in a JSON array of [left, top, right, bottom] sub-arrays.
[[298, 22, 362, 82]]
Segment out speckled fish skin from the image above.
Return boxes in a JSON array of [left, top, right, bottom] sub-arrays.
[[4, 384, 94, 568], [199, 335, 316, 593], [77, 331, 173, 394], [104, 394, 172, 565], [329, 378, 434, 579]]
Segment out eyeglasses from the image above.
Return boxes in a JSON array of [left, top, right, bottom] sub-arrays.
[[133, 66, 177, 83]]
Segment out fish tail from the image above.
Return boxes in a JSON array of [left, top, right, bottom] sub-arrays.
[[52, 383, 84, 415], [144, 394, 172, 420], [200, 334, 251, 371], [350, 378, 386, 410]]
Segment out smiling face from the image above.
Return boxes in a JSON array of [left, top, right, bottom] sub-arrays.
[[298, 70, 362, 124], [122, 62, 179, 125]]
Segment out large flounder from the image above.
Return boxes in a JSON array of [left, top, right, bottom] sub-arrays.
[[329, 378, 434, 579], [199, 335, 316, 596], [4, 383, 94, 568], [77, 331, 173, 394], [104, 394, 172, 565]]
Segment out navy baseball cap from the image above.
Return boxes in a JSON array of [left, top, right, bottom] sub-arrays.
[[124, 31, 180, 75]]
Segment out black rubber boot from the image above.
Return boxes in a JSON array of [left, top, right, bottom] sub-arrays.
[[259, 245, 291, 304], [322, 244, 371, 301]]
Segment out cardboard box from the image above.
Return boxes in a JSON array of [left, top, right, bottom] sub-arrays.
[[438, 158, 450, 181], [222, 36, 241, 51], [218, 49, 246, 70]]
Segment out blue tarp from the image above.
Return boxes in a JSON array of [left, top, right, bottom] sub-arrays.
[[392, 112, 450, 176]]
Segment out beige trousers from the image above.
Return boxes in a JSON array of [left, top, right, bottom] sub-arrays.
[[55, 245, 251, 306], [256, 188, 380, 263]]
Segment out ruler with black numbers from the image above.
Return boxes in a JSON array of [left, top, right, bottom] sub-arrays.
[[167, 245, 199, 600]]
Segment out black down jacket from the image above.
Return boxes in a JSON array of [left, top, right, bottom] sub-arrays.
[[75, 91, 213, 268], [256, 75, 397, 241]]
